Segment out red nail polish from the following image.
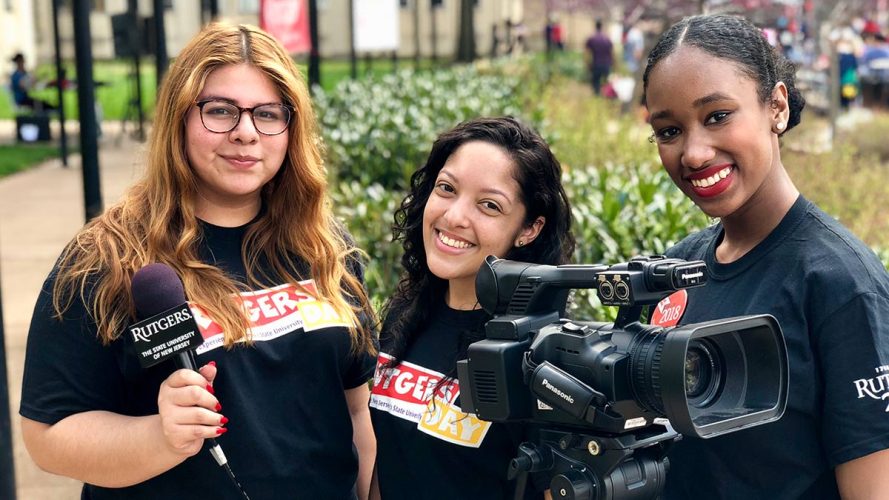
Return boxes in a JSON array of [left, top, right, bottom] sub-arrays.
[[215, 402, 222, 412], [220, 416, 229, 425], [208, 361, 217, 367], [216, 427, 228, 435], [206, 384, 214, 395]]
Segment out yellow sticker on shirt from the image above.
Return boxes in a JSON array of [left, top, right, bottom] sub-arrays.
[[417, 396, 491, 448], [299, 298, 350, 331]]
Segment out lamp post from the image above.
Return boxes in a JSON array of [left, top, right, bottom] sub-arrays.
[[72, 0, 103, 222]]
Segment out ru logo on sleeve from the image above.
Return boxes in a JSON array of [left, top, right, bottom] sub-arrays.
[[853, 365, 889, 411]]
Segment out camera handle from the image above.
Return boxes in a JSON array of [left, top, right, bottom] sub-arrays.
[[510, 427, 678, 500]]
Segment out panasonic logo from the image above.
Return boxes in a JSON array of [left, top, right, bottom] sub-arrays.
[[542, 378, 574, 404]]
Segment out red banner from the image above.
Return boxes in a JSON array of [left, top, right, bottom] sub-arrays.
[[260, 0, 311, 54]]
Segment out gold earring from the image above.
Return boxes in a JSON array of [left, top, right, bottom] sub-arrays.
[[517, 240, 525, 247]]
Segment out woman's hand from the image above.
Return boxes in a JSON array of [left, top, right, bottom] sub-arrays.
[[156, 362, 225, 457]]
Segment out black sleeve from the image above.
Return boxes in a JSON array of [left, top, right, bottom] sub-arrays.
[[19, 271, 127, 424], [343, 351, 377, 390], [815, 291, 889, 466]]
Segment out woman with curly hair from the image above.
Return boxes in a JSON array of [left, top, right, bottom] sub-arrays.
[[369, 116, 575, 499]]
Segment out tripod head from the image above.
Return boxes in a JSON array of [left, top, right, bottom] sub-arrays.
[[511, 426, 676, 500]]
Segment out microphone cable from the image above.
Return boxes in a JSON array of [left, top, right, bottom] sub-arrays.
[[207, 439, 251, 500], [184, 351, 252, 500]]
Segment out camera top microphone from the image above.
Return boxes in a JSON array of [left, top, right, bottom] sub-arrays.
[[596, 256, 707, 307]]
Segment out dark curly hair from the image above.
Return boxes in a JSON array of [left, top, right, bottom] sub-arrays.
[[642, 14, 806, 136], [383, 116, 576, 368]]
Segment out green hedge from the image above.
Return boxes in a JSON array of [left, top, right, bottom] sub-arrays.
[[314, 66, 526, 190]]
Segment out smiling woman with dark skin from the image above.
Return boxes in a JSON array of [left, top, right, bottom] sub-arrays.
[[643, 14, 889, 500]]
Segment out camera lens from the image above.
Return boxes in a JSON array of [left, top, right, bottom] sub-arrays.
[[628, 330, 725, 416], [684, 340, 721, 406]]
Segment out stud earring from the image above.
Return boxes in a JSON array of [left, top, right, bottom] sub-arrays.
[[517, 240, 525, 247], [776, 122, 785, 131]]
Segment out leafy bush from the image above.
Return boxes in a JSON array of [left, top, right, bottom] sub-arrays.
[[785, 146, 889, 249], [314, 66, 526, 190], [836, 110, 889, 162], [536, 77, 650, 173], [565, 163, 710, 265], [875, 247, 889, 271], [330, 181, 403, 310]]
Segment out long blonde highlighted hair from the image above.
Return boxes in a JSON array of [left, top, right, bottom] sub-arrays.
[[52, 23, 375, 354]]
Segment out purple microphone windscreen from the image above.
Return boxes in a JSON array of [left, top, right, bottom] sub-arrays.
[[131, 263, 188, 319]]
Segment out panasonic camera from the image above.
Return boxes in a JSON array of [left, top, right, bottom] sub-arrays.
[[456, 255, 788, 499]]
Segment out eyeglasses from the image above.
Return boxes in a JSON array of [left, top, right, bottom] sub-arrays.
[[194, 99, 293, 136]]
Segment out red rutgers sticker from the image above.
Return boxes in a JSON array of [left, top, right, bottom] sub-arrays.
[[650, 290, 687, 327]]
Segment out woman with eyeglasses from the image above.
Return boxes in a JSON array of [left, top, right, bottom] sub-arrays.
[[19, 23, 377, 500]]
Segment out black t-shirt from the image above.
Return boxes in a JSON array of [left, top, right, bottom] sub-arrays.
[[370, 301, 538, 499], [661, 195, 889, 500], [20, 220, 376, 500]]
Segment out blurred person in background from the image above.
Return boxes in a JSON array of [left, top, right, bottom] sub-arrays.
[[585, 20, 614, 95], [9, 52, 56, 111]]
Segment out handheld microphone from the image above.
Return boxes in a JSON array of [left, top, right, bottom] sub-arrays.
[[128, 263, 251, 500], [130, 263, 203, 370]]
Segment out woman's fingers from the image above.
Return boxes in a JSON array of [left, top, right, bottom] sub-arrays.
[[162, 368, 220, 411], [198, 360, 218, 386], [156, 367, 226, 456], [161, 408, 227, 446]]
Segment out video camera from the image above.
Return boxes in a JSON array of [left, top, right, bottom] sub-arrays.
[[456, 256, 788, 500]]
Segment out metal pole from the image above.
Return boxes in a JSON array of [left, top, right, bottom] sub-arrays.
[[308, 0, 320, 88], [413, 0, 421, 69], [349, 0, 357, 79], [72, 0, 103, 222], [0, 242, 16, 500], [455, 0, 475, 62], [153, 0, 169, 88], [51, 0, 68, 167], [828, 43, 839, 146], [431, 1, 438, 63], [129, 0, 145, 141]]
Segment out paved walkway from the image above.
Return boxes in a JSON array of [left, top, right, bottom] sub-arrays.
[[1, 120, 148, 499]]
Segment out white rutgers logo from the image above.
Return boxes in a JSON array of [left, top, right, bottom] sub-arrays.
[[853, 365, 889, 412]]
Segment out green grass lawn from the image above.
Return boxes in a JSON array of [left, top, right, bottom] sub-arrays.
[[1, 59, 158, 121], [0, 144, 66, 176]]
